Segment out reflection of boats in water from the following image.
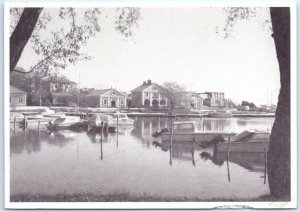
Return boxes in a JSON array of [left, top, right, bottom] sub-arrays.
[[155, 140, 198, 166], [208, 110, 232, 118], [117, 125, 134, 134], [216, 130, 270, 153], [86, 113, 116, 133], [161, 121, 235, 143], [201, 143, 267, 172], [112, 113, 134, 125]]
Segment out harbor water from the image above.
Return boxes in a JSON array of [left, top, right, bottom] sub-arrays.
[[10, 116, 274, 201]]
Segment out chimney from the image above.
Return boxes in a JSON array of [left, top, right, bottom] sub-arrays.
[[148, 79, 151, 84]]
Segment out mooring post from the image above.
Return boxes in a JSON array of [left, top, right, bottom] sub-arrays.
[[169, 116, 174, 166], [226, 135, 231, 160], [24, 116, 28, 131], [101, 121, 103, 137], [38, 120, 40, 133], [14, 117, 16, 133], [264, 147, 268, 184], [116, 116, 119, 148], [226, 134, 231, 182]]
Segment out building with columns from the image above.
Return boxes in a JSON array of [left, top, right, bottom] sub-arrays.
[[131, 80, 168, 108], [85, 88, 126, 108], [198, 91, 225, 107]]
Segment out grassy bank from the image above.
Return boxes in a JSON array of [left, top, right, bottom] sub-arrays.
[[10, 192, 285, 202]]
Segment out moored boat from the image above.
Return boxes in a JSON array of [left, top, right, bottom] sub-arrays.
[[161, 121, 235, 144], [216, 129, 270, 153], [47, 116, 85, 130], [112, 113, 134, 125], [209, 110, 232, 118], [86, 113, 116, 133]]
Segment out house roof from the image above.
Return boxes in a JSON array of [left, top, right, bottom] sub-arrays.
[[86, 89, 125, 97], [131, 82, 164, 92], [10, 86, 26, 94]]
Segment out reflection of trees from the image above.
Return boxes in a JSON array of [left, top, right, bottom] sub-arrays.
[[10, 130, 45, 154]]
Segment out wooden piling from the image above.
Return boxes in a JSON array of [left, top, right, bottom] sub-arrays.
[[264, 147, 268, 184], [226, 135, 231, 160], [116, 116, 119, 148], [226, 135, 231, 182], [169, 116, 174, 166], [38, 120, 40, 133], [13, 117, 16, 133]]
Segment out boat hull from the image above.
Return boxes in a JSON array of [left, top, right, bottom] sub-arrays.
[[162, 132, 235, 143], [216, 141, 269, 153], [89, 126, 116, 133]]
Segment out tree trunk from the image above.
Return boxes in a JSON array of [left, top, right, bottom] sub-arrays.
[[10, 8, 43, 72], [267, 7, 290, 200]]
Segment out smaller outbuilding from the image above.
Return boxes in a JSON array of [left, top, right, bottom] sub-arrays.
[[10, 86, 27, 106]]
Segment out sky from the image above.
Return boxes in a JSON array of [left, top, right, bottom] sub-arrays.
[[16, 7, 280, 106]]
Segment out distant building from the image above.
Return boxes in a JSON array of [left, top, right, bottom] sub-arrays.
[[30, 76, 78, 106], [131, 80, 168, 108], [198, 91, 225, 107], [175, 92, 203, 109], [85, 88, 126, 108], [260, 104, 276, 112], [49, 80, 77, 93], [10, 86, 27, 106]]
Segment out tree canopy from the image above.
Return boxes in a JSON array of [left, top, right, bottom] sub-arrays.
[[10, 7, 141, 75]]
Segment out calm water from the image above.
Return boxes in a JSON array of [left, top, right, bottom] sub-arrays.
[[10, 116, 274, 200]]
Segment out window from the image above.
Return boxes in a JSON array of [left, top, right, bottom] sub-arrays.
[[120, 98, 124, 105], [103, 98, 107, 105], [145, 92, 149, 97], [153, 92, 158, 98], [10, 97, 11, 102], [18, 97, 22, 103]]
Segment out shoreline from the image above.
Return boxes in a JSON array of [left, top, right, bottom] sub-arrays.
[[10, 193, 282, 202]]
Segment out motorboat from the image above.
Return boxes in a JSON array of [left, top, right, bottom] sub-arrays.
[[209, 110, 233, 118], [47, 116, 85, 130], [112, 113, 134, 125], [86, 113, 116, 133], [161, 121, 235, 144], [216, 129, 270, 153]]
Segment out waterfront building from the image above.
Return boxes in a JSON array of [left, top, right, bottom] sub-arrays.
[[85, 88, 126, 108], [131, 80, 168, 108], [175, 92, 203, 109], [198, 91, 225, 107], [10, 86, 27, 106]]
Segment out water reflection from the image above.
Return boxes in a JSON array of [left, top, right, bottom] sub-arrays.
[[10, 116, 273, 200]]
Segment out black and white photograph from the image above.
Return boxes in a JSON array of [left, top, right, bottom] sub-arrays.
[[5, 2, 296, 209]]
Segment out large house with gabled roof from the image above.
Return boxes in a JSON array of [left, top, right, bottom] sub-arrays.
[[131, 80, 168, 108], [85, 88, 126, 108]]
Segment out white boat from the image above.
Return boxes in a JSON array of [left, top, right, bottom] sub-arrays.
[[209, 110, 232, 118], [162, 121, 235, 143], [47, 116, 84, 130], [112, 113, 134, 125], [86, 113, 116, 133]]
